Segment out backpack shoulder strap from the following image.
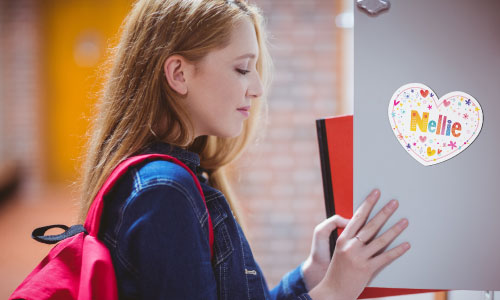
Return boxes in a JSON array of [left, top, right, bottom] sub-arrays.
[[84, 154, 215, 260]]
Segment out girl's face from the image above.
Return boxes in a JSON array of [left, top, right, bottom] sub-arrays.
[[185, 18, 263, 138]]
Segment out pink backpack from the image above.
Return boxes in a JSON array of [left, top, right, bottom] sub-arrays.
[[10, 154, 214, 300]]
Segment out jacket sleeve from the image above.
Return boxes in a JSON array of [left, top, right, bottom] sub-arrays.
[[114, 183, 218, 299], [269, 261, 314, 300]]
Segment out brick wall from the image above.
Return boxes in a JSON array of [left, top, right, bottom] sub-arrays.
[[233, 0, 340, 287], [0, 0, 43, 198]]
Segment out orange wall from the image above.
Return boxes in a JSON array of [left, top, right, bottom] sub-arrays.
[[42, 0, 133, 182]]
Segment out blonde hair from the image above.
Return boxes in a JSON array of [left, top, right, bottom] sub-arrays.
[[78, 0, 272, 231]]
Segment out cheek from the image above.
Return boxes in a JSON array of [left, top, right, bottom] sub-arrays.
[[192, 66, 247, 123], [223, 73, 247, 100], [200, 68, 232, 94], [205, 71, 246, 105]]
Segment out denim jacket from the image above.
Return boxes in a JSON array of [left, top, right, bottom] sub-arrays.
[[98, 142, 313, 300]]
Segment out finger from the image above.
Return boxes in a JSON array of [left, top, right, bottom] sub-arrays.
[[315, 215, 350, 238], [370, 242, 410, 271], [341, 189, 381, 238], [364, 218, 409, 257], [355, 199, 399, 243]]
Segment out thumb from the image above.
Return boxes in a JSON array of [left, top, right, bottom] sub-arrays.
[[316, 215, 350, 236]]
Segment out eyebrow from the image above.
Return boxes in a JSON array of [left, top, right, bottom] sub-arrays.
[[234, 53, 257, 60]]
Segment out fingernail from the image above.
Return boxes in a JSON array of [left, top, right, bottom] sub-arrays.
[[373, 189, 380, 196], [403, 243, 411, 250], [388, 199, 397, 209], [398, 218, 408, 228]]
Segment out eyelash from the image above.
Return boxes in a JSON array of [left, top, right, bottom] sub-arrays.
[[236, 68, 250, 75]]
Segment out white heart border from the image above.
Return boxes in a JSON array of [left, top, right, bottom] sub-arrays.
[[388, 83, 483, 166]]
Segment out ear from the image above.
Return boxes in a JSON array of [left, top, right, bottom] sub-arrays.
[[163, 54, 190, 95]]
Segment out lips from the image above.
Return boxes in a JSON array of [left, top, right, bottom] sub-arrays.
[[237, 106, 250, 111]]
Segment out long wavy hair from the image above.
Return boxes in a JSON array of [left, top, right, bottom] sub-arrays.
[[78, 0, 273, 231]]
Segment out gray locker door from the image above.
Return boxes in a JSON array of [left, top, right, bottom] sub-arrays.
[[354, 0, 500, 290]]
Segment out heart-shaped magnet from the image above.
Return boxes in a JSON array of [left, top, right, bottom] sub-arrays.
[[388, 83, 483, 166]]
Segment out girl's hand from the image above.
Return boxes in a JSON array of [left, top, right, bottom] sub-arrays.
[[301, 215, 349, 291], [308, 189, 410, 300]]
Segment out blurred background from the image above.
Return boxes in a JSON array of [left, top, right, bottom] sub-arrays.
[[0, 0, 488, 299]]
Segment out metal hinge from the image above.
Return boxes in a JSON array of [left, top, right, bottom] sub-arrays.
[[356, 0, 390, 16]]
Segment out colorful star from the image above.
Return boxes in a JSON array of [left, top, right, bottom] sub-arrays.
[[427, 105, 432, 110], [465, 99, 471, 105], [463, 113, 469, 119], [475, 107, 480, 112], [406, 143, 411, 149], [448, 141, 457, 150], [417, 102, 421, 106]]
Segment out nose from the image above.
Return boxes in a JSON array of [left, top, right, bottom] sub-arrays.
[[247, 72, 264, 98]]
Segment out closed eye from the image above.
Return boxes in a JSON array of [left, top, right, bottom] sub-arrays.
[[236, 68, 250, 75]]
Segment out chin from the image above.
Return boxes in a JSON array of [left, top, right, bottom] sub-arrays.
[[223, 131, 242, 138], [206, 121, 244, 138], [215, 127, 243, 138]]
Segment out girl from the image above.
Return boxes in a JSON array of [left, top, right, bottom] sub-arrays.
[[78, 0, 410, 299]]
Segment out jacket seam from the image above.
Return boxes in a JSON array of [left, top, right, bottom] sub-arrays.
[[209, 200, 228, 228], [132, 166, 142, 191], [236, 223, 251, 299], [205, 190, 225, 202], [111, 166, 139, 237], [214, 223, 234, 265]]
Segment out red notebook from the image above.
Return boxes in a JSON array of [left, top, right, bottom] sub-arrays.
[[315, 115, 444, 298]]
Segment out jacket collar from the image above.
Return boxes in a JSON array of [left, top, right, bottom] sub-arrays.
[[142, 141, 201, 174]]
